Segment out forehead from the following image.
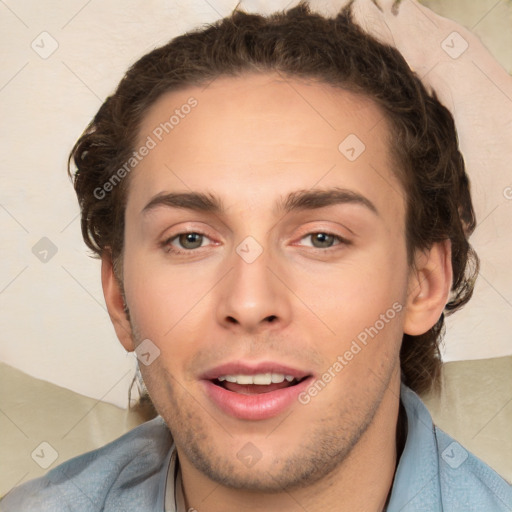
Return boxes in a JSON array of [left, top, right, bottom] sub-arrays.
[[129, 72, 404, 223], [137, 72, 390, 157]]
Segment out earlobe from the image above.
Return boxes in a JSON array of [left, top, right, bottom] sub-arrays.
[[403, 240, 453, 336], [101, 251, 135, 352]]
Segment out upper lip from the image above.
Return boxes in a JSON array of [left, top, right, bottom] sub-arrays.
[[200, 361, 313, 381]]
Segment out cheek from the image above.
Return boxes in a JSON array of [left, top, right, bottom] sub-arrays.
[[121, 244, 219, 359], [124, 259, 217, 419], [296, 244, 408, 336], [289, 245, 409, 394]]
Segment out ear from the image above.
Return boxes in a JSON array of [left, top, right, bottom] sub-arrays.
[[403, 240, 453, 336], [101, 251, 135, 352]]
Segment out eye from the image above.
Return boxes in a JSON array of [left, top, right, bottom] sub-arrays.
[[298, 232, 348, 249], [163, 232, 212, 253]]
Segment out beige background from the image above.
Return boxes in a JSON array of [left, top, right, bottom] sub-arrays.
[[0, 0, 511, 409]]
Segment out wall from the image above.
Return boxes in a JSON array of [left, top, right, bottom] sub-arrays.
[[1, 0, 511, 408]]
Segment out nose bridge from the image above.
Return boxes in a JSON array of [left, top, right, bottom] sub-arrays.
[[216, 236, 291, 332]]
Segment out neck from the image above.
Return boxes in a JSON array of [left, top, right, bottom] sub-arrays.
[[178, 378, 403, 512]]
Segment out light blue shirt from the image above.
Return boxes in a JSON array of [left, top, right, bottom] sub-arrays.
[[1, 384, 511, 511]]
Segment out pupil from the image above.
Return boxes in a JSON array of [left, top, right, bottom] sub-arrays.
[[313, 233, 334, 248]]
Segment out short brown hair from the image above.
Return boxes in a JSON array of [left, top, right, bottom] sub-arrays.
[[69, 1, 479, 395]]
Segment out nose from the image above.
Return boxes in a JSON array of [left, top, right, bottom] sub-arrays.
[[215, 243, 292, 334]]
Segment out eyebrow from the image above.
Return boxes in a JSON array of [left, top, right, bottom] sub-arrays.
[[141, 187, 379, 217]]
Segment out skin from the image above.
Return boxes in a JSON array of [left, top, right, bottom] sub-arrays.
[[102, 72, 452, 512]]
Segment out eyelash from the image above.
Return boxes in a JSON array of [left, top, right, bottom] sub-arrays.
[[161, 230, 350, 255]]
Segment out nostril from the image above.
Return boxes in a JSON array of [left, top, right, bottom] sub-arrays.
[[225, 315, 277, 325]]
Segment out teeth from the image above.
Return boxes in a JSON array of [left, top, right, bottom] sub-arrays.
[[217, 373, 296, 385], [271, 373, 285, 383], [234, 375, 254, 385], [253, 373, 272, 385]]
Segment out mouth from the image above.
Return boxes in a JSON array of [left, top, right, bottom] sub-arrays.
[[200, 362, 314, 420]]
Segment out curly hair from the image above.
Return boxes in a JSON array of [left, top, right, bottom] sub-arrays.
[[69, 1, 479, 395]]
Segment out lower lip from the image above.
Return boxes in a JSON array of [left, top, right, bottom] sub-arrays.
[[202, 377, 314, 421]]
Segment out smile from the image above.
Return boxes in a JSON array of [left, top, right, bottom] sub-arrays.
[[201, 363, 314, 420]]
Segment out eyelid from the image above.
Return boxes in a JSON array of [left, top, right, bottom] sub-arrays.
[[294, 231, 351, 249], [292, 222, 353, 244], [158, 220, 217, 241]]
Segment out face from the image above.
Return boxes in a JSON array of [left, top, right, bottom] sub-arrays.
[[119, 73, 412, 491]]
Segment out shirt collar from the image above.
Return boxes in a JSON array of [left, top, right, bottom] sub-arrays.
[[386, 383, 442, 511]]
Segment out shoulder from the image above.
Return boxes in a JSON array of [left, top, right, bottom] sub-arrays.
[[434, 426, 512, 510], [0, 416, 173, 512], [394, 384, 512, 511]]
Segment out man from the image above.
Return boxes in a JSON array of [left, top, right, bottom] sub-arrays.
[[2, 1, 511, 511]]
